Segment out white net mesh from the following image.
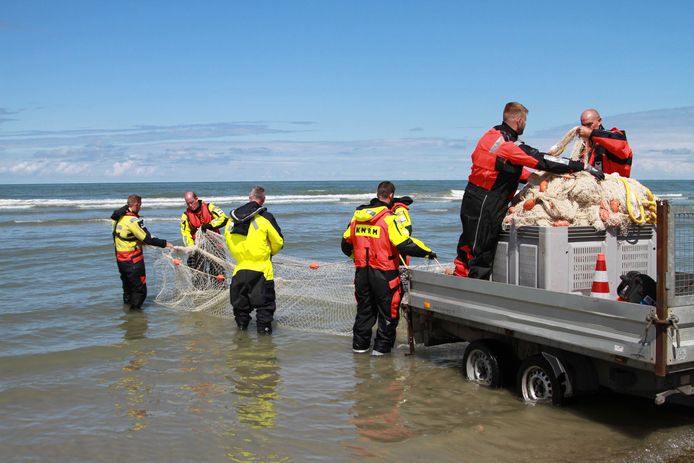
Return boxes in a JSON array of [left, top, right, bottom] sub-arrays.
[[152, 231, 356, 334], [152, 231, 445, 336], [503, 127, 657, 234]]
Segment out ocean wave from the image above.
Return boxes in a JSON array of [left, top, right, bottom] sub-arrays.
[[5, 217, 179, 226], [448, 189, 465, 199], [0, 194, 382, 210], [0, 191, 471, 210]]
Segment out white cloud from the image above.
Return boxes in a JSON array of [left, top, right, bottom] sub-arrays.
[[1, 107, 693, 182], [0, 161, 44, 174], [109, 160, 156, 177]]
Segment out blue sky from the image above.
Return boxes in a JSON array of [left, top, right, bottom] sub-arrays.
[[1, 1, 693, 183]]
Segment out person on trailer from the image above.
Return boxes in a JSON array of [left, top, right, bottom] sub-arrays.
[[577, 108, 633, 178], [342, 181, 437, 356], [224, 186, 284, 334], [180, 191, 229, 283], [111, 194, 173, 310], [453, 102, 604, 279]]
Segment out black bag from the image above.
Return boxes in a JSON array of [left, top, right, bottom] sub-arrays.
[[617, 271, 656, 305]]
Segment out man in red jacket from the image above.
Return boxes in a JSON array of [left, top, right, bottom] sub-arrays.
[[453, 102, 603, 279], [578, 108, 633, 178]]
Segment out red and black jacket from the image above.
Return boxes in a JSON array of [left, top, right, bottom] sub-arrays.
[[468, 122, 582, 199], [587, 126, 632, 177]]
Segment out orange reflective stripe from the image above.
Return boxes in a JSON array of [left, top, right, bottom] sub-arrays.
[[390, 286, 402, 319], [116, 249, 143, 262]]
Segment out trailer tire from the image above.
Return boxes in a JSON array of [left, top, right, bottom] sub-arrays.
[[517, 356, 564, 405], [463, 341, 502, 388]]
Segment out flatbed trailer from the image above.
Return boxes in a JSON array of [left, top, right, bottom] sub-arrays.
[[405, 200, 694, 405]]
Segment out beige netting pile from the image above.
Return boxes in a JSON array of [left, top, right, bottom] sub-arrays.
[[503, 127, 656, 234], [152, 231, 441, 335]]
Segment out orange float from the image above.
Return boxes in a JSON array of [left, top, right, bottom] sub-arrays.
[[523, 198, 535, 211], [173, 258, 181, 266], [309, 262, 320, 269], [609, 199, 620, 213], [215, 274, 225, 282], [539, 180, 549, 192]]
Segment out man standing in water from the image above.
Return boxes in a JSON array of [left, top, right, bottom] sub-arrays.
[[577, 108, 633, 177], [341, 181, 436, 356], [180, 191, 229, 284], [224, 186, 284, 334], [111, 195, 173, 310], [453, 102, 603, 279], [180, 191, 228, 247]]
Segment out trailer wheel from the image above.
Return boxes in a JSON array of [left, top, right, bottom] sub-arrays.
[[463, 341, 502, 388], [517, 356, 564, 405]]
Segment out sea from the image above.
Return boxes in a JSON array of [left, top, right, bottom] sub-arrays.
[[1, 179, 694, 463]]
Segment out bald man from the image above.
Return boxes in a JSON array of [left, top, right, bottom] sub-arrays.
[[181, 192, 229, 285], [181, 192, 229, 247], [577, 109, 633, 177]]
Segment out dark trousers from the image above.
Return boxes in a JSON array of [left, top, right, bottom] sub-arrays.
[[118, 258, 147, 309], [187, 251, 225, 289], [229, 269, 276, 330], [454, 184, 508, 279], [352, 267, 402, 353]]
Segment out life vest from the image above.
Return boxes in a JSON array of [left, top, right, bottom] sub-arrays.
[[350, 208, 400, 271], [113, 211, 144, 263], [587, 128, 632, 178], [468, 125, 529, 200], [185, 201, 217, 239]]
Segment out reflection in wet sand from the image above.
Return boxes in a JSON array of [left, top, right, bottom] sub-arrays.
[[348, 356, 414, 443], [222, 333, 286, 463]]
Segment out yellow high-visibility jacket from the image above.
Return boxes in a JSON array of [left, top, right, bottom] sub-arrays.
[[180, 201, 229, 246], [224, 202, 283, 280], [111, 207, 166, 261]]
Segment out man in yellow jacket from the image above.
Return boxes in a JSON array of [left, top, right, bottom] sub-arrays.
[[225, 186, 284, 334], [111, 195, 173, 310], [341, 181, 436, 355]]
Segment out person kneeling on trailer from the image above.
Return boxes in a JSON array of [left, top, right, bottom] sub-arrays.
[[224, 186, 284, 334], [342, 181, 437, 356]]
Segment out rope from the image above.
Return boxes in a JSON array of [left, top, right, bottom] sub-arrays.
[[547, 126, 579, 156], [619, 177, 657, 225]]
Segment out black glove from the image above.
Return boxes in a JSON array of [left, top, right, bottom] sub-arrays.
[[568, 160, 584, 171], [428, 252, 438, 260], [200, 223, 214, 232], [585, 165, 605, 181]]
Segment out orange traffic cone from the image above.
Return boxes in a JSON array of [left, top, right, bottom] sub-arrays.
[[590, 253, 610, 299]]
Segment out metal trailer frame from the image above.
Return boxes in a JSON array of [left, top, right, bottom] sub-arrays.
[[405, 200, 694, 405]]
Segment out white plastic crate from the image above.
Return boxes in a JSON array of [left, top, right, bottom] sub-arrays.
[[493, 225, 656, 297]]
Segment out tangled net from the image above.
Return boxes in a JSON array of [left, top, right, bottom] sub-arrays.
[[504, 128, 656, 234], [152, 231, 444, 335], [152, 231, 357, 335]]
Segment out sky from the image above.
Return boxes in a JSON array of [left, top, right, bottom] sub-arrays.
[[1, 0, 693, 184]]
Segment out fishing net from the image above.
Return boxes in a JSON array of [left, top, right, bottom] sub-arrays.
[[152, 231, 445, 335], [152, 231, 356, 335], [503, 128, 657, 234]]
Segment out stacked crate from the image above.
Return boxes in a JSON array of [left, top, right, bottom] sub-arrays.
[[492, 225, 656, 298]]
